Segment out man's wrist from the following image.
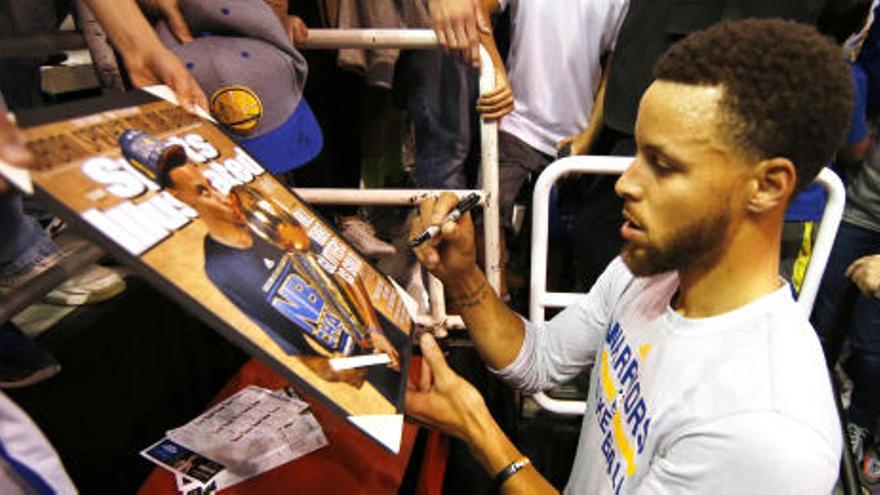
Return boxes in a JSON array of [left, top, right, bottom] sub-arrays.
[[464, 407, 525, 478], [443, 265, 485, 296], [444, 267, 489, 311]]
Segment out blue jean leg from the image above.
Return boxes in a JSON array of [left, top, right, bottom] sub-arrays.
[[811, 221, 880, 430], [396, 50, 478, 190], [0, 193, 55, 278]]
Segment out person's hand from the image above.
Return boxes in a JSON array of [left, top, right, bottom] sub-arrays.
[[847, 254, 880, 298], [370, 330, 400, 371], [284, 15, 309, 46], [476, 70, 513, 120], [129, 0, 205, 111], [137, 0, 193, 43], [0, 112, 34, 195], [122, 46, 208, 112], [406, 333, 489, 442], [427, 0, 489, 68], [409, 192, 478, 284], [557, 126, 600, 157]]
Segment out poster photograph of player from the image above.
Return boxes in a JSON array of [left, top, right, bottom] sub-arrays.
[[16, 92, 412, 452]]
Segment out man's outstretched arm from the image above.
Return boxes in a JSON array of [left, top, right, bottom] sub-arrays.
[[410, 192, 525, 370], [83, 0, 208, 112], [406, 333, 558, 494]]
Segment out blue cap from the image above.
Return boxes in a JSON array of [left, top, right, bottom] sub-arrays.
[[155, 0, 321, 173]]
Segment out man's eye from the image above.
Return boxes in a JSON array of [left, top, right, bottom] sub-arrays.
[[197, 185, 210, 196], [651, 156, 675, 174]]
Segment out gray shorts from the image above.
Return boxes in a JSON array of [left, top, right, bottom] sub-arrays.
[[497, 130, 554, 227]]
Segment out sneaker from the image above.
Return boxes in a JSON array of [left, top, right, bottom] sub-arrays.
[[42, 264, 125, 305], [0, 323, 61, 389], [337, 215, 397, 258], [0, 239, 125, 306]]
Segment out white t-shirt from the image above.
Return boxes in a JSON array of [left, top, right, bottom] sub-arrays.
[[0, 392, 76, 494], [495, 258, 841, 494], [497, 0, 628, 156]]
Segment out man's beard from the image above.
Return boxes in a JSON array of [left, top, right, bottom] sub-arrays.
[[621, 208, 731, 277]]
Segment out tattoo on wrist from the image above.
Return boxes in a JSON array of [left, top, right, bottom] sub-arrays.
[[446, 280, 488, 309]]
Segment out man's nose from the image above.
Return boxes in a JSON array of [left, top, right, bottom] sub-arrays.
[[615, 159, 640, 200]]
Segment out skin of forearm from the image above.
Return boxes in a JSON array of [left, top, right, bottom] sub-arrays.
[[83, 0, 166, 59], [571, 64, 609, 155], [478, 0, 505, 75], [465, 406, 558, 494], [444, 265, 525, 370]]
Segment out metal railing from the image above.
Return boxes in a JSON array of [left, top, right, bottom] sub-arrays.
[[296, 29, 502, 334]]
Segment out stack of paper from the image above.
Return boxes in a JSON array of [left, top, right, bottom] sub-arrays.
[[141, 386, 328, 494]]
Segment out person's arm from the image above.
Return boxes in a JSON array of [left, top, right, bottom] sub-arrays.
[[410, 193, 525, 370], [558, 57, 611, 156], [406, 333, 558, 494], [474, 0, 514, 121], [84, 0, 207, 111]]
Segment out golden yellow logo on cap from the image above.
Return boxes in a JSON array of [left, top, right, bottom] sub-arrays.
[[210, 85, 263, 135]]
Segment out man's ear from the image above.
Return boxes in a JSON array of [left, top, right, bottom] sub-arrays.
[[745, 157, 796, 214]]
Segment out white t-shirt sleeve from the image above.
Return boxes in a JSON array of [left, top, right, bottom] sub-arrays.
[[634, 412, 840, 494], [492, 258, 631, 393], [601, 0, 630, 54]]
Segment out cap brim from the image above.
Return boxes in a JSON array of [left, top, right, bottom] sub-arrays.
[[238, 99, 323, 174]]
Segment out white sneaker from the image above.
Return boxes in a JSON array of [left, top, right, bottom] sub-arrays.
[[338, 216, 397, 258], [3, 264, 126, 338], [42, 264, 125, 305]]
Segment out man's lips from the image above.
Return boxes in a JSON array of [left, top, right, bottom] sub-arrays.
[[621, 210, 646, 241]]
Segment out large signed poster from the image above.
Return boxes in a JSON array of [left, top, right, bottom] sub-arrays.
[[13, 90, 412, 452]]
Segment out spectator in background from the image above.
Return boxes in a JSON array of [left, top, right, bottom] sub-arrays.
[[564, 0, 826, 290], [482, 0, 627, 299], [812, 2, 880, 485]]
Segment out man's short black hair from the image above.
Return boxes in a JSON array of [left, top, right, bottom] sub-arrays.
[[654, 18, 854, 193]]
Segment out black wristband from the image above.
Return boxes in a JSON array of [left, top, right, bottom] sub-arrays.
[[492, 457, 531, 490]]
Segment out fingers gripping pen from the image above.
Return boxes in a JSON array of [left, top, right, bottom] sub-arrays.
[[409, 193, 482, 247]]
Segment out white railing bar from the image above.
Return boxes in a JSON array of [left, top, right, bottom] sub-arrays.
[[477, 47, 502, 295], [796, 168, 845, 316], [298, 29, 439, 50], [292, 188, 483, 206], [528, 156, 629, 416], [529, 156, 631, 324]]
